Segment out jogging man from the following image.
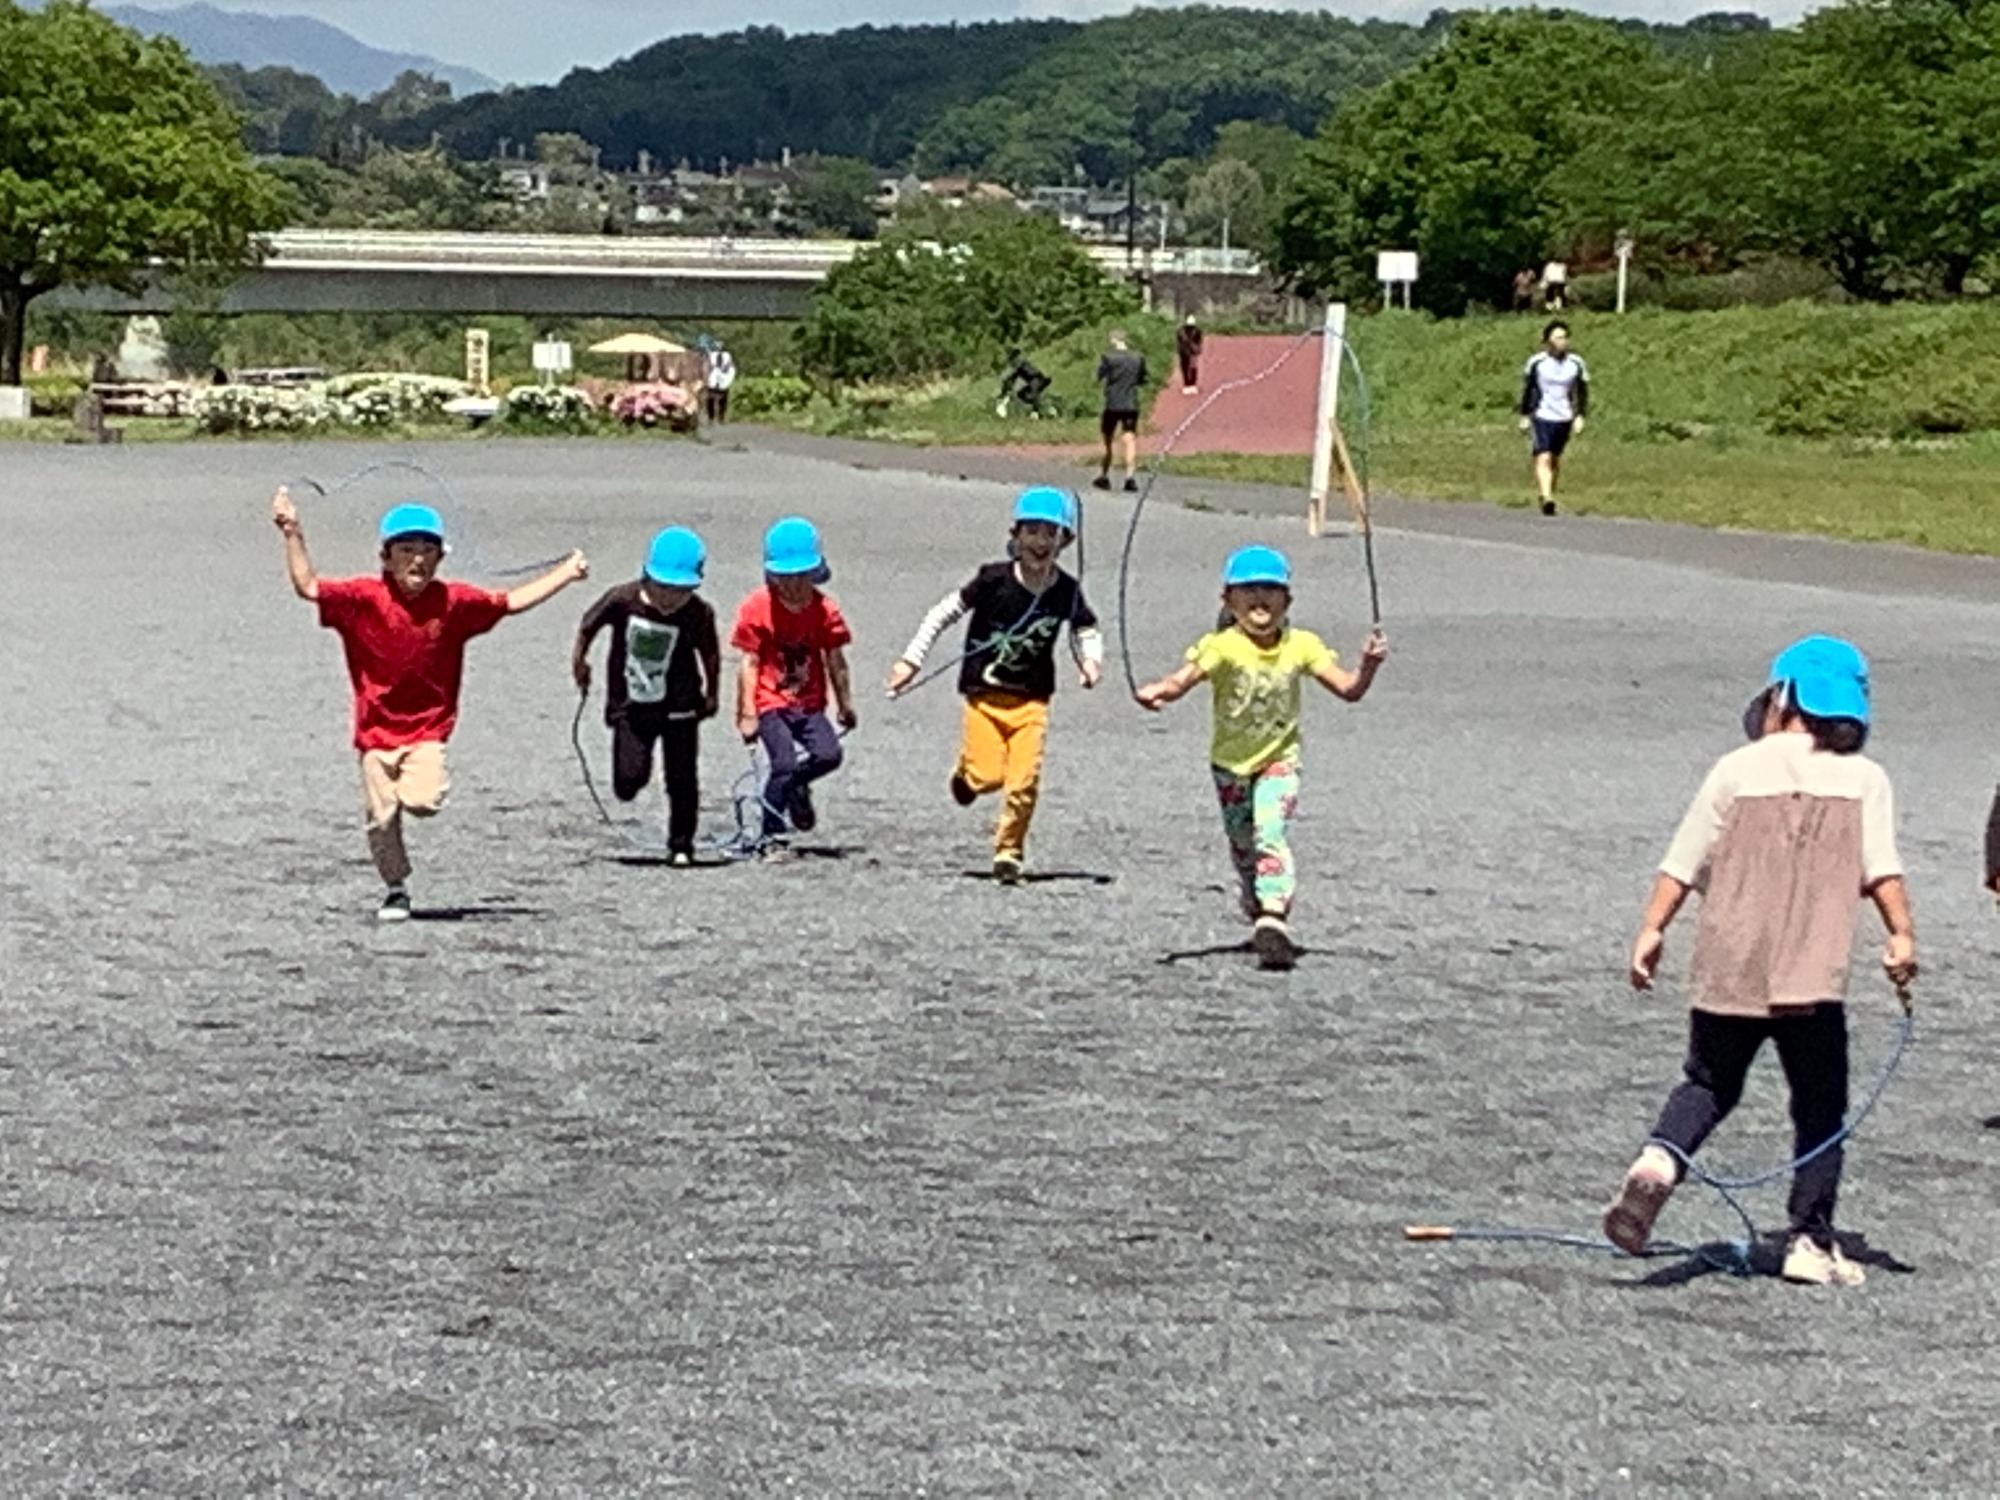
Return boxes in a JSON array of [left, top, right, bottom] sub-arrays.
[[1093, 330, 1147, 493], [1519, 320, 1590, 516]]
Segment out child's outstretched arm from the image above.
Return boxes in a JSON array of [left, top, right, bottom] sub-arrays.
[[1135, 662, 1204, 711], [887, 588, 968, 696], [1629, 873, 1691, 991], [1867, 875, 1919, 995], [506, 551, 590, 615], [1311, 628, 1388, 702], [827, 646, 857, 730], [271, 487, 318, 601]]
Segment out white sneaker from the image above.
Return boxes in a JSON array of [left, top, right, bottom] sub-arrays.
[[1782, 1235, 1865, 1287], [376, 886, 412, 923]]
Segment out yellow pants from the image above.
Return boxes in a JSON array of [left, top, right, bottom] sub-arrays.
[[957, 692, 1050, 860], [359, 741, 450, 885]]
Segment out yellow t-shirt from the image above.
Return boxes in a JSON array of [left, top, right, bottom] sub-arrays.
[[1189, 626, 1337, 775]]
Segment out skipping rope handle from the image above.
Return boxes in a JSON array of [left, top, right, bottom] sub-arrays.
[[1402, 1226, 1455, 1242]]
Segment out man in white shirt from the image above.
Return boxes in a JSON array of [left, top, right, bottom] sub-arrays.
[[1518, 320, 1590, 516]]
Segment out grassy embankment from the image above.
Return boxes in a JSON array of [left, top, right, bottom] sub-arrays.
[[789, 304, 2000, 557]]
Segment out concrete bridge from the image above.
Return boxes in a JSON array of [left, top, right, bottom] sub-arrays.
[[47, 230, 1265, 320]]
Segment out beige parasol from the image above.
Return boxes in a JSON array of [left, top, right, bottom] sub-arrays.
[[587, 332, 687, 356]]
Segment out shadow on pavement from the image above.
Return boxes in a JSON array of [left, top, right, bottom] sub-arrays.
[[1632, 1231, 1916, 1289], [957, 869, 1117, 886], [411, 904, 549, 923]]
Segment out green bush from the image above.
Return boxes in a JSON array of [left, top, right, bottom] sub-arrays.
[[733, 374, 814, 417], [1568, 259, 1844, 314], [24, 374, 84, 418]]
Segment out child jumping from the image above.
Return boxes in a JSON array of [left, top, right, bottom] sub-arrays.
[[885, 487, 1103, 884], [1135, 545, 1386, 969], [272, 489, 588, 920], [731, 517, 856, 852], [572, 527, 721, 866], [1604, 636, 1918, 1287]]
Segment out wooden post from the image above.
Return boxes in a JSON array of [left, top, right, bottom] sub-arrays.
[[1306, 301, 1347, 536]]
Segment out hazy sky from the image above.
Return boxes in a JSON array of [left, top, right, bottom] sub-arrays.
[[188, 0, 1812, 83]]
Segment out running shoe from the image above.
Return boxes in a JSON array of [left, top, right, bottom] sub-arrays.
[[1540, 500, 1557, 517], [669, 850, 693, 869], [377, 886, 412, 923], [1602, 1146, 1677, 1255], [1091, 475, 1112, 491], [788, 782, 817, 833], [1123, 477, 1139, 493], [1781, 1235, 1866, 1287], [993, 854, 1024, 885], [1252, 914, 1296, 970], [949, 771, 976, 807]]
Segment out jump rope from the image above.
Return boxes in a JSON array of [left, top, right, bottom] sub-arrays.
[[1405, 987, 1915, 1275]]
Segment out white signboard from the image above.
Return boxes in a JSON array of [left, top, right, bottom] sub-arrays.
[[1376, 250, 1419, 284], [465, 328, 491, 394], [532, 340, 574, 373]]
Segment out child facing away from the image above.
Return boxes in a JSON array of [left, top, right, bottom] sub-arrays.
[[1604, 636, 1918, 1288], [272, 489, 588, 920], [885, 487, 1103, 884], [572, 527, 721, 866], [1135, 545, 1387, 970], [731, 517, 857, 853]]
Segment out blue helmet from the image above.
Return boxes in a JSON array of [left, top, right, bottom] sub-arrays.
[[764, 516, 828, 580], [379, 502, 445, 546], [644, 526, 706, 588], [1767, 635, 1870, 726], [1012, 486, 1076, 534], [1222, 545, 1291, 588]]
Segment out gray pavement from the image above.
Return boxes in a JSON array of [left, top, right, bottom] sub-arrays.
[[3, 435, 1999, 1494]]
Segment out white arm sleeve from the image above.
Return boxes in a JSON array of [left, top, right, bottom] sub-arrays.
[[900, 590, 969, 667], [1072, 625, 1105, 665]]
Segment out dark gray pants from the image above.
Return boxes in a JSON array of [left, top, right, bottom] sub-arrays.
[[1651, 1003, 1849, 1246], [757, 709, 842, 836]]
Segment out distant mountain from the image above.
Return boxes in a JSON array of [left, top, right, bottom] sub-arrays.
[[96, 3, 497, 99]]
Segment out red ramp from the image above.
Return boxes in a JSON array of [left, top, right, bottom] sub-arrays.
[[1147, 334, 1320, 456]]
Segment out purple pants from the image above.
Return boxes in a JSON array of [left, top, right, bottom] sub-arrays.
[[757, 708, 843, 835]]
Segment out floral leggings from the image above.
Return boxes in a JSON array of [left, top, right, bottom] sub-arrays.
[[1212, 759, 1300, 918]]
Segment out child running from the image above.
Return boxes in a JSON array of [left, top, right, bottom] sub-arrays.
[[1604, 636, 1918, 1287], [272, 489, 588, 920], [572, 527, 721, 866], [731, 517, 856, 853], [885, 487, 1103, 883], [1134, 545, 1387, 969]]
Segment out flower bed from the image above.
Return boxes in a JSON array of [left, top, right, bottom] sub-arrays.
[[194, 384, 332, 435], [502, 384, 597, 432], [609, 382, 699, 432], [324, 372, 473, 427]]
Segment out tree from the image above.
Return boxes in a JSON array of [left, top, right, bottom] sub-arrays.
[[1271, 11, 1665, 312], [794, 156, 881, 239], [1184, 157, 1264, 251], [0, 1, 289, 383], [369, 70, 454, 125], [319, 148, 507, 231], [798, 205, 1136, 382]]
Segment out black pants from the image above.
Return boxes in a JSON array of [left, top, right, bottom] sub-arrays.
[[704, 388, 729, 423], [612, 714, 700, 854], [1650, 1004, 1849, 1245]]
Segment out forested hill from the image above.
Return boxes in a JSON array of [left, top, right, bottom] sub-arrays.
[[389, 20, 1083, 172], [387, 7, 1445, 178]]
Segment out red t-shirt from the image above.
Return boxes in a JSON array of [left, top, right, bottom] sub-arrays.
[[316, 575, 510, 750], [730, 586, 851, 714]]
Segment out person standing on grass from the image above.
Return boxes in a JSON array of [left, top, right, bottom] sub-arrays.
[[1093, 329, 1147, 493], [1176, 314, 1204, 395], [1604, 636, 1917, 1287], [1519, 320, 1590, 516], [703, 339, 737, 424], [272, 489, 589, 921]]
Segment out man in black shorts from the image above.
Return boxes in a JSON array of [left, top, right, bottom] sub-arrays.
[[1094, 329, 1147, 492], [1519, 319, 1590, 516]]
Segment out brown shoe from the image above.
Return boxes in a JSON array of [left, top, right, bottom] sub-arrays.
[[1603, 1146, 1676, 1255]]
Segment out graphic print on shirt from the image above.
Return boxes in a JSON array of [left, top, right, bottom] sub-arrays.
[[1219, 661, 1295, 746], [778, 643, 815, 700], [623, 617, 680, 705], [979, 612, 1061, 688]]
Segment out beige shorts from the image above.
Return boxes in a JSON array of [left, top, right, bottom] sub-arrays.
[[360, 742, 450, 829]]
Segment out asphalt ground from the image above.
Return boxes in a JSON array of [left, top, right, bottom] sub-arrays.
[[4, 433, 2000, 1494]]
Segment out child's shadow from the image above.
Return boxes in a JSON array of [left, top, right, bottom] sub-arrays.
[[958, 869, 1116, 886], [411, 904, 548, 923], [1629, 1230, 1915, 1289], [1157, 939, 1317, 965]]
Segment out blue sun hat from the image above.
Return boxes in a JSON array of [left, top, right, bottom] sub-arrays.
[[1012, 486, 1077, 533], [379, 502, 445, 546], [644, 526, 706, 588], [1758, 634, 1871, 726], [764, 516, 830, 583], [1222, 544, 1291, 589]]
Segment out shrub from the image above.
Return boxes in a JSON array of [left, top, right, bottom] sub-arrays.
[[609, 382, 699, 431], [324, 371, 472, 426], [24, 374, 85, 417], [194, 384, 332, 434], [502, 383, 596, 431], [733, 373, 813, 417]]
